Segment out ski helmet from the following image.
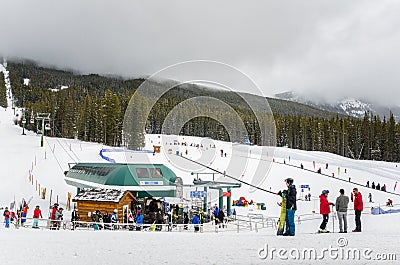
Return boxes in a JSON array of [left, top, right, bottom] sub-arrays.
[[322, 190, 329, 195], [285, 178, 294, 185]]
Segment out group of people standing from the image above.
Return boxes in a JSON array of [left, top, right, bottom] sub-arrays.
[[366, 181, 387, 192], [2, 203, 44, 229], [276, 178, 364, 236], [318, 188, 363, 233]]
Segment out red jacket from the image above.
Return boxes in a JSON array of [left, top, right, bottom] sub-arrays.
[[354, 193, 363, 211], [51, 207, 57, 220], [320, 194, 330, 214], [22, 206, 29, 215], [33, 209, 42, 219], [3, 210, 10, 220]]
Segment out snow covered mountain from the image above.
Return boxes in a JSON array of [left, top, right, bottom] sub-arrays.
[[275, 91, 400, 120]]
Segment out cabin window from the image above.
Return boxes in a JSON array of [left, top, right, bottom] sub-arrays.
[[136, 168, 149, 178], [150, 168, 163, 178]]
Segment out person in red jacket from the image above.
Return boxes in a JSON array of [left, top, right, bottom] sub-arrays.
[[51, 203, 58, 229], [32, 205, 43, 229], [353, 188, 363, 232], [319, 190, 335, 233]]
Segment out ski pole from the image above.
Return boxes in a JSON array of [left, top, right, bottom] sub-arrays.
[[331, 204, 335, 233]]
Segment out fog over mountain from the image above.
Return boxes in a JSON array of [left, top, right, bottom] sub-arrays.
[[1, 1, 400, 105], [275, 91, 400, 121]]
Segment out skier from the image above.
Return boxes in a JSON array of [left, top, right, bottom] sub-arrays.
[[183, 212, 189, 230], [386, 199, 393, 207], [350, 192, 354, 202], [277, 178, 297, 236], [213, 205, 219, 226], [352, 188, 363, 232], [91, 210, 101, 230], [368, 193, 373, 203], [111, 209, 119, 230], [394, 181, 398, 192], [21, 203, 29, 225], [32, 205, 42, 229], [3, 207, 10, 228], [319, 190, 335, 233], [217, 208, 225, 228], [366, 181, 370, 188], [50, 203, 58, 229], [371, 182, 375, 189], [71, 207, 79, 230], [136, 212, 143, 231], [335, 189, 349, 233], [192, 212, 200, 232], [55, 207, 64, 230]]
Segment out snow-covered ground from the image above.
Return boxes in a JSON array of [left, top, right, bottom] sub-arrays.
[[1, 64, 400, 264]]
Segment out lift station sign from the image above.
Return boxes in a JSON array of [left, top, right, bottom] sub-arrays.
[[140, 181, 163, 186]]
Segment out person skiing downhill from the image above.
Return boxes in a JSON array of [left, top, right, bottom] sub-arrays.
[[277, 178, 297, 236], [319, 190, 335, 233]]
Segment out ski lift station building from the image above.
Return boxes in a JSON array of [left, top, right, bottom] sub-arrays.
[[64, 163, 182, 198]]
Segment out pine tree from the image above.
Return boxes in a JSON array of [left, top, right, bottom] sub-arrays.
[[0, 74, 7, 108]]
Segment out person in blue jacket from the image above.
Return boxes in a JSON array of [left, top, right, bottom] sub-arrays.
[[136, 213, 143, 231], [192, 213, 200, 232], [111, 209, 118, 230]]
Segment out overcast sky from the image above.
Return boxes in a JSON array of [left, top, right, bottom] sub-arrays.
[[1, 0, 400, 105]]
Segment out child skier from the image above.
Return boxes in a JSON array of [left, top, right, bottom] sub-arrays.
[[319, 190, 335, 233]]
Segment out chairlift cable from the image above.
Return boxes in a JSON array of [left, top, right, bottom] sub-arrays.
[[176, 155, 276, 195]]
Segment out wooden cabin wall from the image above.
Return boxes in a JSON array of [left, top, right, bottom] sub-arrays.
[[76, 201, 119, 222], [75, 198, 136, 222]]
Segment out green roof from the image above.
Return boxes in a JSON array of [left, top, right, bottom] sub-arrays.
[[64, 163, 179, 197]]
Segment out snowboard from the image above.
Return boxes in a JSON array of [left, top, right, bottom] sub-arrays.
[[277, 196, 287, 236]]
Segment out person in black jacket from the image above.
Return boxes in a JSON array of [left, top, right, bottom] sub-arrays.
[[217, 208, 225, 228], [277, 178, 297, 236]]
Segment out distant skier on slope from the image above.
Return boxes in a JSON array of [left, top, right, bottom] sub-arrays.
[[319, 190, 335, 233], [277, 178, 297, 236]]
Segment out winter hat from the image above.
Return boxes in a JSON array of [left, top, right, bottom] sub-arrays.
[[114, 209, 118, 213], [285, 178, 294, 185], [322, 190, 329, 195]]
